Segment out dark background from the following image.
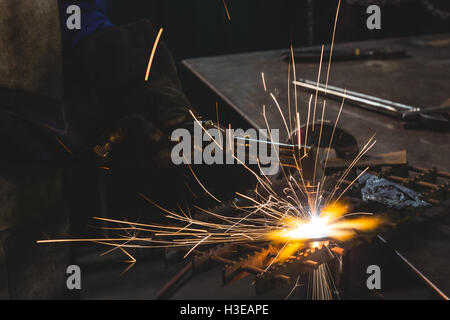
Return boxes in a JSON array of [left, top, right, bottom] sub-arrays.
[[106, 0, 450, 63]]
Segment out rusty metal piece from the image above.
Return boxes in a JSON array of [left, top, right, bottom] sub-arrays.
[[255, 245, 333, 294], [410, 166, 450, 179], [377, 168, 450, 202], [192, 244, 239, 273], [302, 260, 319, 268], [388, 175, 439, 190], [155, 262, 193, 300], [423, 181, 450, 201], [326, 151, 407, 169], [242, 265, 264, 275], [222, 244, 276, 285], [331, 246, 345, 256], [210, 255, 235, 265]]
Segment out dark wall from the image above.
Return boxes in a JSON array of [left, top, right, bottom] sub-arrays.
[[107, 0, 449, 62], [107, 0, 309, 62], [331, 1, 450, 43]]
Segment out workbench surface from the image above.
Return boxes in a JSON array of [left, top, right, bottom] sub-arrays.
[[183, 33, 450, 172]]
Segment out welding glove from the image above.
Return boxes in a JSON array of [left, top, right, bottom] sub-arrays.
[[62, 19, 210, 214], [64, 19, 192, 165], [111, 113, 177, 170]]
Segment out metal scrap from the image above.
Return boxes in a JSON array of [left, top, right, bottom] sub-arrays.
[[358, 172, 430, 209]]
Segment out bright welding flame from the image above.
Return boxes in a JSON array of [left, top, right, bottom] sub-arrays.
[[270, 202, 384, 243], [285, 216, 330, 240]]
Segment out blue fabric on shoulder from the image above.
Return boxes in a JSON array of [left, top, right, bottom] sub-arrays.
[[59, 0, 114, 50]]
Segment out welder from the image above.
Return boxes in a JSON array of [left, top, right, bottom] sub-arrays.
[[59, 0, 195, 226], [0, 0, 193, 298]]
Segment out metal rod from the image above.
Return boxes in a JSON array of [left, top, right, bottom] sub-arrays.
[[234, 136, 310, 149], [410, 166, 450, 179], [210, 255, 235, 265], [293, 80, 414, 117], [155, 262, 193, 300], [298, 78, 418, 112], [377, 235, 449, 300]]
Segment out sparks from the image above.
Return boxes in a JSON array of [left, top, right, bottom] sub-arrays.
[[39, 0, 386, 300], [145, 28, 164, 82]]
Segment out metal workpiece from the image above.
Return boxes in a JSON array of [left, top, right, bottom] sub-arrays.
[[293, 79, 450, 130], [254, 245, 337, 295], [157, 159, 450, 299]]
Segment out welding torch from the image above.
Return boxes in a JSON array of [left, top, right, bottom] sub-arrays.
[[92, 118, 311, 168], [92, 117, 363, 174], [171, 120, 311, 167], [293, 79, 450, 131]]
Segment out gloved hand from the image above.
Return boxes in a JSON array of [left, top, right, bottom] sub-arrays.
[[111, 114, 179, 170], [64, 19, 194, 169], [61, 18, 209, 217], [125, 80, 191, 132]]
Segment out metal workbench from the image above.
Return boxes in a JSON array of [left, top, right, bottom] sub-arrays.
[[180, 33, 450, 298], [182, 33, 450, 171]]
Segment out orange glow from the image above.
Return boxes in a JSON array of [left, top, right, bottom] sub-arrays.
[[278, 243, 303, 260], [269, 202, 384, 243], [320, 202, 348, 220], [269, 216, 331, 242]]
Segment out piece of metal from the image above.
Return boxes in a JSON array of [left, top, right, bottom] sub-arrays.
[[377, 235, 449, 300], [157, 161, 450, 298], [222, 244, 276, 285], [293, 79, 450, 130], [155, 262, 193, 300], [293, 79, 407, 116], [358, 172, 430, 209], [326, 150, 407, 169], [367, 165, 450, 203], [255, 245, 333, 294], [234, 136, 309, 149], [297, 78, 417, 112]]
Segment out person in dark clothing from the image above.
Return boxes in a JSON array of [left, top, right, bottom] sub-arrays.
[[59, 0, 191, 168], [0, 0, 194, 298], [58, 1, 198, 229]]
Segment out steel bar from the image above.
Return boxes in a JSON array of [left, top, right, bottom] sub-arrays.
[[155, 263, 193, 300], [297, 78, 417, 112], [410, 166, 450, 179], [377, 235, 449, 300], [294, 80, 403, 116]]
